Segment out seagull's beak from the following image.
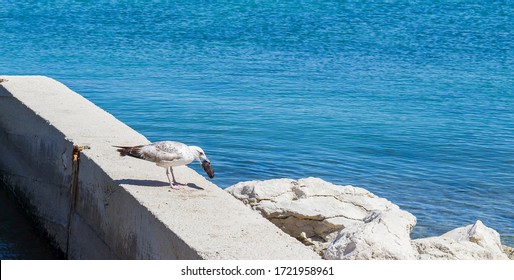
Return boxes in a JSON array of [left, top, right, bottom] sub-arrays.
[[200, 156, 210, 164]]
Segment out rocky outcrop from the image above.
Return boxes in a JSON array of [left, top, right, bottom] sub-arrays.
[[226, 177, 511, 260], [412, 220, 509, 260], [503, 245, 514, 260], [226, 177, 416, 257], [324, 209, 417, 259]]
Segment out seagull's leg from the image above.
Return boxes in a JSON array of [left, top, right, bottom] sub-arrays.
[[169, 167, 185, 188], [165, 167, 181, 189]]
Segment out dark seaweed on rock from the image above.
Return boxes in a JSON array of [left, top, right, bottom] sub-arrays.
[[202, 161, 214, 178]]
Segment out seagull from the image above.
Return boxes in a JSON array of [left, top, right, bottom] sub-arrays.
[[114, 141, 214, 189]]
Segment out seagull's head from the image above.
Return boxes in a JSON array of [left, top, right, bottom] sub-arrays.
[[190, 146, 209, 163], [190, 146, 215, 179]]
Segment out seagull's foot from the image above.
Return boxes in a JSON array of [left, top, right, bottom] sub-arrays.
[[169, 182, 187, 190]]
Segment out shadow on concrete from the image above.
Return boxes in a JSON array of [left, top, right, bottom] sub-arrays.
[[186, 183, 204, 190], [116, 179, 205, 190], [116, 179, 168, 187]]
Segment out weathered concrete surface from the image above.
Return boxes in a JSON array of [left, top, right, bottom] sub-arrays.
[[0, 76, 319, 259]]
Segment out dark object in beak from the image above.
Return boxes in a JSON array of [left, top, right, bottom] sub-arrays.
[[201, 160, 214, 178]]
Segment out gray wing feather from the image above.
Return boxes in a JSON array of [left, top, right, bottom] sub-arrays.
[[115, 141, 186, 163], [153, 141, 187, 153], [140, 141, 186, 162]]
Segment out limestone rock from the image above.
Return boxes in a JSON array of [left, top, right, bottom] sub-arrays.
[[226, 177, 416, 256], [324, 209, 418, 259], [503, 245, 514, 260], [412, 220, 509, 260], [227, 178, 509, 260]]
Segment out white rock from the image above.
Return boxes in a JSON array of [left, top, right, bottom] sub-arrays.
[[227, 178, 297, 204], [412, 220, 509, 260], [226, 177, 416, 256], [324, 210, 418, 260], [227, 178, 509, 260], [503, 245, 514, 260]]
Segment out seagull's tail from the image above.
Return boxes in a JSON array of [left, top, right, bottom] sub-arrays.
[[113, 145, 143, 158], [113, 146, 131, 156]]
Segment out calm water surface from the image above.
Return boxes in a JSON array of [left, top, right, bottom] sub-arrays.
[[1, 1, 513, 257]]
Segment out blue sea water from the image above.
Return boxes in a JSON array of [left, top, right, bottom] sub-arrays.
[[1, 1, 513, 258]]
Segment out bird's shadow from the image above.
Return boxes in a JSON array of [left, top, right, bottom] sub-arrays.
[[116, 179, 204, 190]]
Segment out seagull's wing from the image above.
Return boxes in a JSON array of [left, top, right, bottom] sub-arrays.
[[115, 142, 183, 163], [152, 141, 188, 154], [141, 142, 183, 163]]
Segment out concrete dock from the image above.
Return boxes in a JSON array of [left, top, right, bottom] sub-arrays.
[[0, 76, 319, 259]]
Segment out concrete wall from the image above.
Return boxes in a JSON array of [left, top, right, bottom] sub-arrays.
[[0, 76, 319, 260]]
